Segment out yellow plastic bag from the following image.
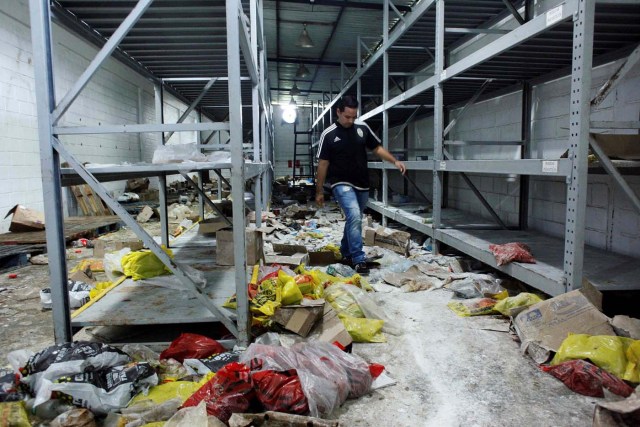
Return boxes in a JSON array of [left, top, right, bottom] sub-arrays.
[[89, 281, 112, 300], [551, 334, 640, 382], [129, 381, 201, 406], [447, 298, 498, 317], [0, 402, 30, 427], [278, 270, 302, 305], [121, 248, 173, 280], [493, 292, 543, 317], [338, 314, 386, 343]]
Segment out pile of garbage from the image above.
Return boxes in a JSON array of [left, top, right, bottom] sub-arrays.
[[0, 334, 389, 426]]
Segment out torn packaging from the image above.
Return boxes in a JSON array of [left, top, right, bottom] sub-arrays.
[[513, 289, 616, 363]]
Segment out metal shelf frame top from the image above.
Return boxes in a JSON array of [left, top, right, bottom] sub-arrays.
[[29, 0, 273, 345], [308, 0, 640, 296]]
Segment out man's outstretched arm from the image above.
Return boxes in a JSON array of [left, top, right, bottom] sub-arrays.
[[372, 146, 406, 174], [316, 159, 330, 206]]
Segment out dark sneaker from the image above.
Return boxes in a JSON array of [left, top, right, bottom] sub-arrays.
[[354, 262, 369, 274], [340, 257, 353, 266]]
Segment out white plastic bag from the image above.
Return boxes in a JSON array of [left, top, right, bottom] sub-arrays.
[[104, 248, 131, 282]]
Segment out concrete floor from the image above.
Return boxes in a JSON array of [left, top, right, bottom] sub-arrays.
[[0, 220, 603, 425]]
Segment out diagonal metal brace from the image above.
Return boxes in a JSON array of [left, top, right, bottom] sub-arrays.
[[443, 148, 508, 229], [52, 138, 239, 337], [589, 135, 640, 215], [180, 172, 233, 226]]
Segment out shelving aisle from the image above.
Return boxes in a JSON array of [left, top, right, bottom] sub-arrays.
[[310, 0, 640, 296], [29, 0, 272, 345]]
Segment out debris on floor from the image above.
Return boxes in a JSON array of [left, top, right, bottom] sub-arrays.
[[3, 197, 640, 425]]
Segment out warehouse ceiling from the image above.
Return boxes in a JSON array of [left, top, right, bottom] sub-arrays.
[[52, 0, 640, 132]]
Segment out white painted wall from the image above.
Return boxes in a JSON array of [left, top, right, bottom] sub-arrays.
[[0, 1, 201, 232]]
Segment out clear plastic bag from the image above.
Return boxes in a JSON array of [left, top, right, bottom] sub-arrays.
[[152, 143, 207, 164], [445, 274, 505, 299]]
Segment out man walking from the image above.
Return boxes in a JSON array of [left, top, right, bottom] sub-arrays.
[[315, 95, 406, 273]]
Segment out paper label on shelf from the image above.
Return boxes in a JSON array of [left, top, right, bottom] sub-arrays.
[[440, 70, 447, 80], [439, 161, 447, 170], [546, 5, 563, 27], [542, 160, 558, 173]]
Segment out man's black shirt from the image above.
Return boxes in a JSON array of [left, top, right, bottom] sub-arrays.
[[317, 120, 381, 190]]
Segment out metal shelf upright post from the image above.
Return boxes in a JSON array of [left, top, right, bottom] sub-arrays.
[[28, 0, 270, 345]]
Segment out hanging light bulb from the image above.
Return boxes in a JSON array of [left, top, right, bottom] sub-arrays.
[[295, 62, 310, 78], [289, 96, 297, 108], [296, 23, 314, 48], [290, 82, 301, 96]]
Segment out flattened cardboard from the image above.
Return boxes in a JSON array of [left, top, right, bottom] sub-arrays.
[[216, 228, 264, 266], [363, 226, 410, 256], [308, 251, 337, 266], [592, 134, 640, 160], [115, 240, 144, 251], [264, 253, 309, 266], [513, 289, 615, 363], [274, 299, 325, 337], [4, 205, 45, 232], [198, 217, 229, 235], [69, 269, 95, 284], [272, 243, 308, 255], [308, 303, 352, 348], [611, 315, 640, 340]]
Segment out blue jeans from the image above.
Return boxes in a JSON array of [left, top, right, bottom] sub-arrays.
[[332, 185, 369, 264]]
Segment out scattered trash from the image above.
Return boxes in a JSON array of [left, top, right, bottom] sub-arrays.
[[7, 273, 17, 279], [39, 280, 92, 310], [29, 254, 48, 265]]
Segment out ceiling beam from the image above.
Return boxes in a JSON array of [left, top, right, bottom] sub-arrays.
[[268, 57, 356, 67], [277, 0, 411, 13]]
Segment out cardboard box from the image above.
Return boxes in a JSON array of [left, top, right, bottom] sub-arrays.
[[364, 226, 410, 256], [272, 243, 308, 255], [309, 303, 352, 348], [199, 217, 229, 235], [69, 269, 95, 284], [264, 253, 309, 266], [274, 299, 325, 337], [136, 206, 154, 223], [513, 289, 616, 363], [216, 228, 264, 266], [592, 134, 640, 160], [4, 205, 45, 232], [308, 250, 338, 266]]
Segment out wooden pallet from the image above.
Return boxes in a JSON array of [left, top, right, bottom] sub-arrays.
[[71, 185, 111, 216], [0, 216, 122, 245]]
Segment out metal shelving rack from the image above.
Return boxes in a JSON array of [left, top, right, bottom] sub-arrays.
[[309, 0, 640, 296], [29, 0, 272, 345]]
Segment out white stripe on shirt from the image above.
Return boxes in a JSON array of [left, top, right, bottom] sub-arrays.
[[316, 123, 337, 158]]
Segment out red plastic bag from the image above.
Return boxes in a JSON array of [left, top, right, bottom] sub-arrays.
[[251, 369, 308, 414], [489, 242, 536, 266], [182, 362, 254, 422], [160, 333, 226, 363], [541, 359, 634, 398]]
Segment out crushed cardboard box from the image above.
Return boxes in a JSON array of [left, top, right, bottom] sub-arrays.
[[216, 228, 264, 266], [274, 299, 325, 337], [364, 226, 410, 256], [611, 315, 640, 340], [4, 205, 45, 232], [513, 288, 616, 363], [264, 253, 309, 266]]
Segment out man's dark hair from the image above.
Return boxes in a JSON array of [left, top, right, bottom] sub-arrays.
[[336, 95, 359, 112]]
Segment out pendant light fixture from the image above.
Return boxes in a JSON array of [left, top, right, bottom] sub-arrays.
[[296, 23, 314, 48]]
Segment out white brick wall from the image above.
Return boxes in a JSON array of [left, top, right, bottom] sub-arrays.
[[0, 0, 203, 232], [404, 56, 640, 256]]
